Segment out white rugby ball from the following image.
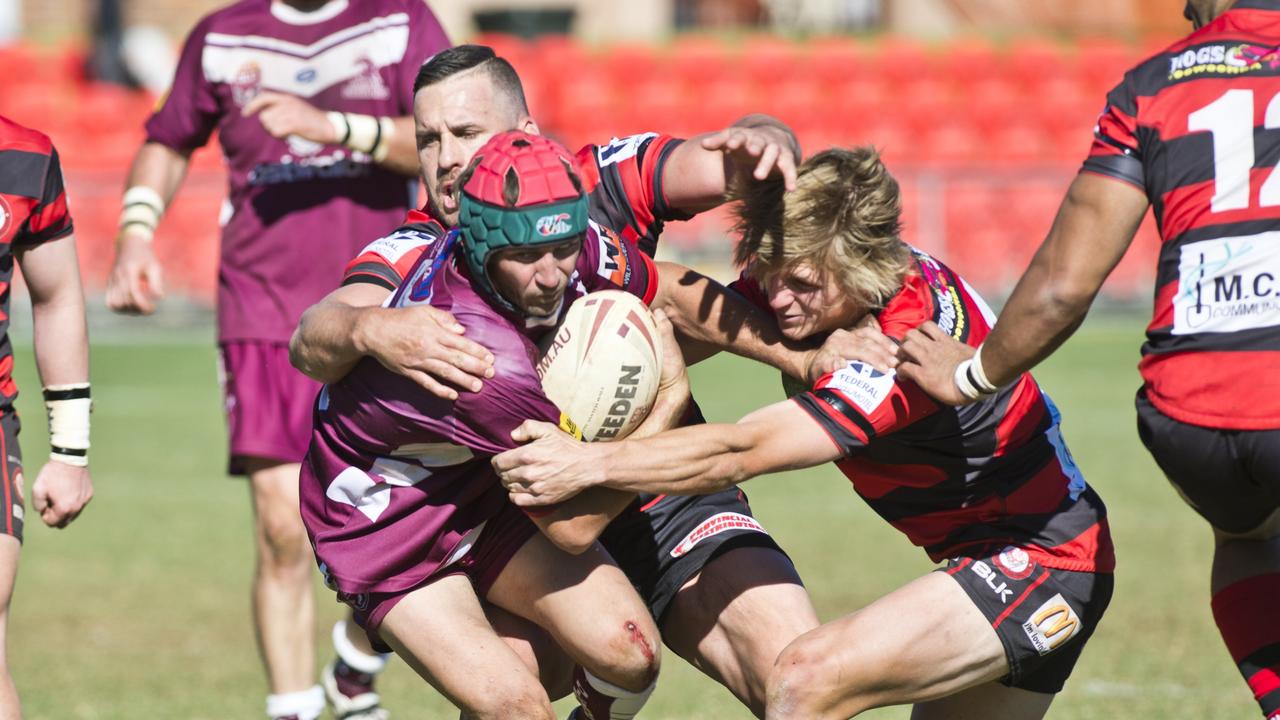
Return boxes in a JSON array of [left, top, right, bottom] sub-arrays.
[[537, 290, 662, 442]]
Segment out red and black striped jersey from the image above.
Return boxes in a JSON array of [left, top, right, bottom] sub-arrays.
[[1085, 0, 1280, 429], [733, 250, 1115, 573], [0, 116, 74, 406], [574, 133, 691, 258]]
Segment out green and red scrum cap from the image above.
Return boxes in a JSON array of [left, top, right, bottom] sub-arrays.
[[457, 131, 589, 312]]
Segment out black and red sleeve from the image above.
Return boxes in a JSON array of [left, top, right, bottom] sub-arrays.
[[581, 134, 693, 257], [20, 146, 73, 245], [1080, 74, 1145, 189]]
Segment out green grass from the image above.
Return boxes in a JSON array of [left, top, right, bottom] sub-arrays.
[[3, 314, 1255, 718]]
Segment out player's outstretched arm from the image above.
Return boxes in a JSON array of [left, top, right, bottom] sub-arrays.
[[495, 399, 841, 505], [289, 283, 494, 399], [106, 142, 191, 315], [897, 173, 1149, 404], [17, 235, 93, 528], [242, 92, 419, 176], [652, 261, 897, 381], [662, 114, 800, 214]]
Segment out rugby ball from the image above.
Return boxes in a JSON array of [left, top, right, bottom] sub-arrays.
[[537, 290, 662, 442]]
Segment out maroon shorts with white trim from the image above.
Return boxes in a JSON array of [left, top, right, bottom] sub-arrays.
[[328, 500, 539, 653], [940, 548, 1113, 694], [0, 412, 23, 543], [599, 487, 790, 624], [218, 341, 321, 475]]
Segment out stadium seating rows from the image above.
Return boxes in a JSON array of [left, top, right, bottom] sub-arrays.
[[0, 34, 1167, 300]]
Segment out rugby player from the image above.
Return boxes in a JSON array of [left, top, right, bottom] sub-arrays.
[[290, 45, 828, 716], [0, 115, 94, 720], [891, 3, 1280, 718], [102, 2, 449, 718], [495, 147, 1116, 719], [302, 130, 695, 719]]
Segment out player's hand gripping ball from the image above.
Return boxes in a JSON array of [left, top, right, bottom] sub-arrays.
[[536, 290, 662, 442]]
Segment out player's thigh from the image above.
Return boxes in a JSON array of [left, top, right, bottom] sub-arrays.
[[485, 601, 574, 700], [0, 537, 17, 618], [771, 571, 1006, 716], [1137, 390, 1280, 534], [910, 681, 1053, 720], [381, 574, 554, 718], [662, 545, 817, 689], [486, 533, 660, 678]]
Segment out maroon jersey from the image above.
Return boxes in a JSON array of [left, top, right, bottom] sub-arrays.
[[0, 116, 74, 405], [1084, 0, 1280, 429], [733, 250, 1115, 574], [301, 228, 655, 595], [146, 0, 448, 343]]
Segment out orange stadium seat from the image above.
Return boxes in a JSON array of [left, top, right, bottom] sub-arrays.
[[1006, 37, 1071, 88], [806, 37, 867, 87], [936, 37, 1002, 87], [742, 36, 800, 88], [670, 36, 735, 88], [867, 36, 934, 87]]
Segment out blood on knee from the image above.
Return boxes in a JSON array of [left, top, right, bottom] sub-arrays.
[[623, 620, 659, 684]]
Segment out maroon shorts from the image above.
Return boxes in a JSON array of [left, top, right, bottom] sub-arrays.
[[218, 341, 321, 475], [333, 501, 539, 653]]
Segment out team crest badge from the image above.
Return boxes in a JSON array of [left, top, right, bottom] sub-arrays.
[[230, 62, 261, 107], [993, 545, 1035, 580], [342, 57, 391, 100]]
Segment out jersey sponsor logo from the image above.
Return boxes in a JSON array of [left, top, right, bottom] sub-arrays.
[[1174, 232, 1280, 335], [557, 412, 584, 440], [593, 222, 630, 287], [1022, 593, 1083, 655], [669, 512, 767, 558], [1168, 43, 1276, 80], [825, 361, 896, 415], [597, 133, 657, 167], [916, 251, 967, 339], [341, 56, 391, 100], [969, 560, 1014, 604], [536, 212, 572, 237], [993, 546, 1035, 581], [295, 67, 317, 83], [362, 230, 435, 265]]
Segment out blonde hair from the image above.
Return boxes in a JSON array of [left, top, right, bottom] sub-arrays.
[[733, 146, 912, 311]]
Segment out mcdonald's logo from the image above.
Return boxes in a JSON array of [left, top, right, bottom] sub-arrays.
[[1021, 593, 1083, 656]]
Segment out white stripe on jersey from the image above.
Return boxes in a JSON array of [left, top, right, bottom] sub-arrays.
[[202, 14, 409, 98]]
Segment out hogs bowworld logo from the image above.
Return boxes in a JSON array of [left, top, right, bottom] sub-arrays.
[[536, 213, 572, 237]]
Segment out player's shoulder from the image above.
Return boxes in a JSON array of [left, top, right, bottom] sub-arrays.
[[355, 213, 446, 264], [191, 0, 263, 35], [0, 116, 54, 155], [880, 248, 987, 343]]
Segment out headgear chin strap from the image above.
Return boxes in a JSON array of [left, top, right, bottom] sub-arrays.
[[456, 131, 589, 314]]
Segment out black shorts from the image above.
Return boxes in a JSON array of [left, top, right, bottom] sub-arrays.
[[1136, 389, 1280, 534], [599, 487, 788, 624], [0, 412, 22, 543], [942, 549, 1113, 694]]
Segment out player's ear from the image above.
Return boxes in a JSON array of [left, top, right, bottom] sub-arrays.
[[520, 116, 540, 136]]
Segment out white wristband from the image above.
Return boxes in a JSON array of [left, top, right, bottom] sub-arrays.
[[120, 186, 165, 241], [329, 112, 394, 161], [44, 384, 91, 467], [968, 344, 1000, 394]]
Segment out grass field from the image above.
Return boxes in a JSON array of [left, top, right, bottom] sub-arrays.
[[2, 313, 1256, 719]]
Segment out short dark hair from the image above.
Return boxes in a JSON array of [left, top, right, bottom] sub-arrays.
[[413, 44, 529, 113]]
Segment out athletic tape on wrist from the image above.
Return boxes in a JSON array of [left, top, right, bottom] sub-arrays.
[[954, 360, 993, 402], [969, 344, 1000, 393], [334, 112, 394, 161], [120, 186, 165, 240], [44, 384, 90, 466]]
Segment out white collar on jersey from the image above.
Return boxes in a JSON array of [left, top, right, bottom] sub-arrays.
[[270, 0, 349, 26]]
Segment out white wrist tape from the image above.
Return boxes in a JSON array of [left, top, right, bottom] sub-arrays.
[[328, 111, 394, 161], [44, 384, 91, 467], [969, 344, 1000, 394], [119, 186, 165, 241]]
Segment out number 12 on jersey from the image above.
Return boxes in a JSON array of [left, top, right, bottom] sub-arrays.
[[1189, 88, 1280, 212]]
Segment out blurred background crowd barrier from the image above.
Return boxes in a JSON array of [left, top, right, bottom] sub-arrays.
[[0, 0, 1179, 302]]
